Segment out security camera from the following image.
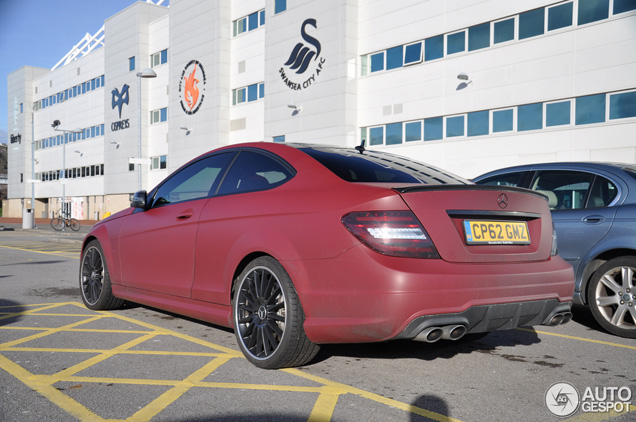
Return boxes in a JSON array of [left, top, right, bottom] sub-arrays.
[[52, 120, 61, 128]]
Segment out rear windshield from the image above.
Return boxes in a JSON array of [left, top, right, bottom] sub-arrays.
[[299, 147, 469, 185]]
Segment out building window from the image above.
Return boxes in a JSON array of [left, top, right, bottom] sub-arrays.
[[494, 18, 515, 44], [614, 0, 636, 14], [273, 135, 285, 143], [467, 111, 489, 136], [385, 123, 403, 145], [151, 155, 168, 170], [493, 109, 514, 132], [519, 8, 545, 39], [578, 0, 610, 25], [446, 116, 465, 137], [468, 22, 490, 51], [548, 2, 573, 31], [404, 43, 422, 65], [232, 83, 264, 105], [424, 117, 443, 141], [234, 9, 266, 36], [275, 0, 286, 14], [405, 121, 422, 142], [425, 35, 444, 61], [518, 103, 543, 131], [576, 94, 606, 125], [546, 101, 571, 127], [150, 107, 168, 124], [369, 127, 384, 146], [370, 52, 385, 73], [609, 91, 636, 120], [151, 49, 168, 67], [129, 57, 135, 72], [386, 46, 403, 71], [447, 31, 466, 55]]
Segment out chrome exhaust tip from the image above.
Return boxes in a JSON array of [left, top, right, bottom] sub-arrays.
[[560, 312, 573, 324], [548, 313, 564, 326], [415, 327, 444, 343], [442, 325, 467, 341]]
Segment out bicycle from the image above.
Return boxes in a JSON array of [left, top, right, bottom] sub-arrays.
[[50, 211, 81, 232]]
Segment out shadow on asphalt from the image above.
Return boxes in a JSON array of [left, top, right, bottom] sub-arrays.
[[0, 299, 26, 326]]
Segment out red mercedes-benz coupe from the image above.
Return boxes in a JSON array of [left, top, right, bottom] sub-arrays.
[[80, 142, 574, 369]]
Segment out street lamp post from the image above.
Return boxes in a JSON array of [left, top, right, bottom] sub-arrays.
[[52, 120, 83, 217], [136, 68, 157, 191]]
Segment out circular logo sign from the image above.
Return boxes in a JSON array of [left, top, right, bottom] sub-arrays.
[[497, 193, 509, 209], [546, 382, 580, 418], [179, 60, 206, 115]]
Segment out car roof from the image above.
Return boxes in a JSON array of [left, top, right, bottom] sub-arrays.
[[475, 162, 636, 180]]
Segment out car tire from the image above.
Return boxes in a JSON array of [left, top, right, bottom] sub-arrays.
[[80, 240, 125, 310], [587, 256, 636, 338], [232, 256, 319, 369]]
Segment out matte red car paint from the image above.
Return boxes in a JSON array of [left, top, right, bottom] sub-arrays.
[[82, 142, 574, 346]]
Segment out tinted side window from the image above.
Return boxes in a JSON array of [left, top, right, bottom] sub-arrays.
[[531, 171, 594, 210], [217, 150, 293, 195], [152, 152, 234, 207], [587, 176, 618, 208], [477, 172, 526, 187]]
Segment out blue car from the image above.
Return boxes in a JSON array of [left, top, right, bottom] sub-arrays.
[[474, 162, 636, 338]]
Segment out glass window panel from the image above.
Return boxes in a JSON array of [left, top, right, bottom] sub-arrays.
[[258, 83, 265, 98], [361, 55, 368, 76], [385, 123, 403, 145], [248, 84, 258, 101], [238, 18, 246, 34], [129, 56, 135, 71], [386, 46, 403, 70], [248, 12, 258, 30], [91, 79, 96, 90], [405, 121, 422, 142], [519, 8, 545, 39], [275, 0, 286, 14], [160, 108, 167, 122], [260, 10, 265, 25], [370, 52, 385, 72], [161, 49, 168, 64], [273, 135, 285, 143], [548, 2, 573, 31], [546, 101, 571, 126], [576, 94, 606, 125], [533, 171, 594, 210], [160, 156, 167, 169], [425, 35, 444, 61], [614, 0, 636, 13], [404, 43, 422, 65], [467, 111, 489, 136], [468, 22, 490, 51], [610, 91, 636, 120], [447, 31, 465, 55], [518, 103, 543, 131], [91, 126, 96, 138], [446, 116, 465, 137], [578, 0, 609, 24], [424, 117, 443, 141], [369, 127, 384, 146]]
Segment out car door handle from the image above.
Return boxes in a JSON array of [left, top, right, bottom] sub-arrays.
[[176, 210, 195, 220], [583, 215, 605, 224]]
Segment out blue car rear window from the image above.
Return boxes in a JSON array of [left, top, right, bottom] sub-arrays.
[[298, 147, 469, 185]]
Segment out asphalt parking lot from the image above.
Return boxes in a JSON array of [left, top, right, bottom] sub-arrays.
[[1, 224, 635, 421]]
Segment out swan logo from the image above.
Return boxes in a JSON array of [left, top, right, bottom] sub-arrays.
[[280, 18, 325, 91], [111, 84, 130, 119], [179, 60, 206, 115]]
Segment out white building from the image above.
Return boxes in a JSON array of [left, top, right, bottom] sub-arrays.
[[6, 0, 636, 219]]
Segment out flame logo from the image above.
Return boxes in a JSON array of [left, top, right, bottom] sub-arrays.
[[284, 19, 321, 74], [111, 84, 130, 119], [184, 64, 200, 111]]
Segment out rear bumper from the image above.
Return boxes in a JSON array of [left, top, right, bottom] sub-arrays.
[[394, 299, 572, 340], [284, 244, 574, 344]]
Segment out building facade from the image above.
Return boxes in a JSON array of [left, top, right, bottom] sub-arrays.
[[6, 0, 636, 219]]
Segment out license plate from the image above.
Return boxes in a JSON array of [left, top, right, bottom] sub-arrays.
[[463, 220, 530, 245]]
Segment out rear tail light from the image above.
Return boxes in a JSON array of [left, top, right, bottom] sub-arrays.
[[342, 211, 440, 259]]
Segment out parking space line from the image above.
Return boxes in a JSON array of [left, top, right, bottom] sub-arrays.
[[0, 244, 80, 259], [519, 328, 636, 350], [0, 302, 460, 422]]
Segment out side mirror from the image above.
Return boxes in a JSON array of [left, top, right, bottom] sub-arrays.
[[131, 191, 148, 209]]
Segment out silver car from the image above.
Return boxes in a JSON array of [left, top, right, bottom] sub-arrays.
[[475, 162, 636, 338]]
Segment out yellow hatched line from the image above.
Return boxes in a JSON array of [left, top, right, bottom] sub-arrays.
[[0, 244, 80, 259], [0, 302, 462, 422], [518, 328, 636, 350]]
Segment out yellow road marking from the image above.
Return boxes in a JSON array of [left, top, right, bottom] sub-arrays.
[[518, 328, 636, 350], [0, 244, 80, 259], [0, 302, 461, 422]]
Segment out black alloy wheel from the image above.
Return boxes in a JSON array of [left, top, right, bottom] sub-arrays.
[[80, 240, 124, 310], [233, 256, 319, 369]]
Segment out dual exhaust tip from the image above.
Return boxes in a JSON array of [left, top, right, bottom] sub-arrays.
[[415, 325, 467, 343], [546, 311, 573, 326]]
